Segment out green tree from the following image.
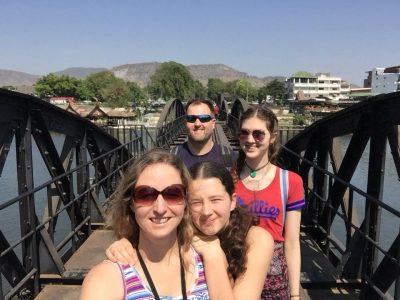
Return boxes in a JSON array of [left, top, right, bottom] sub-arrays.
[[191, 80, 207, 99], [225, 80, 238, 101], [147, 61, 194, 100], [102, 80, 131, 107], [34, 73, 83, 99], [84, 71, 120, 102], [264, 79, 285, 104], [207, 78, 226, 101], [257, 85, 268, 104], [127, 81, 146, 107]]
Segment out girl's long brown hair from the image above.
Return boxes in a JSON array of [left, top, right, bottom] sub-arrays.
[[232, 105, 280, 183], [190, 161, 259, 280]]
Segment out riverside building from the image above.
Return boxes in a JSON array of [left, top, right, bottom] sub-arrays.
[[364, 66, 400, 94], [286, 71, 350, 102]]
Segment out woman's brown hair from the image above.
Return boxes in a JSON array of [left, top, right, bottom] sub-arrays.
[[233, 105, 280, 183], [107, 148, 193, 252]]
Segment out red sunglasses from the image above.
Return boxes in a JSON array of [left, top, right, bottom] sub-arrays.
[[132, 184, 186, 206], [238, 129, 266, 142]]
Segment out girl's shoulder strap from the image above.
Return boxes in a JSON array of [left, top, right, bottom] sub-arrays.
[[279, 168, 289, 226]]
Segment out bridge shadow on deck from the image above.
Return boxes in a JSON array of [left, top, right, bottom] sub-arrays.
[[300, 231, 360, 299]]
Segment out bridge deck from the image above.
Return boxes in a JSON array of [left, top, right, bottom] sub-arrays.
[[35, 230, 359, 299]]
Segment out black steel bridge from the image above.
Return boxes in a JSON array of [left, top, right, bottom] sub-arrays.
[[0, 88, 399, 299]]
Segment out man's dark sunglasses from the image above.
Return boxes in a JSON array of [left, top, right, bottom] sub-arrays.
[[238, 129, 266, 141], [185, 114, 214, 123]]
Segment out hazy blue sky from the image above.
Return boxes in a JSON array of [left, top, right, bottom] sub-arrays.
[[1, 0, 399, 85]]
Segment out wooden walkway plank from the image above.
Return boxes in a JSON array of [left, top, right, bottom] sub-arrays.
[[35, 285, 81, 300], [63, 230, 116, 279]]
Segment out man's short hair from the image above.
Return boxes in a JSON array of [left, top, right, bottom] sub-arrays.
[[185, 98, 214, 115]]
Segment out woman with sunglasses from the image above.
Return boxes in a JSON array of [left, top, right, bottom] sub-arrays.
[[234, 105, 305, 299], [81, 149, 210, 300], [106, 161, 274, 299]]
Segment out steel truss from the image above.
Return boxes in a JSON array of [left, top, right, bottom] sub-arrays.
[[281, 92, 400, 299], [0, 89, 146, 299]]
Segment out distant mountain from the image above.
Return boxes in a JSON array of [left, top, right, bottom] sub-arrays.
[[111, 62, 160, 87], [55, 67, 107, 79], [111, 62, 285, 87], [0, 69, 40, 87], [0, 63, 285, 89]]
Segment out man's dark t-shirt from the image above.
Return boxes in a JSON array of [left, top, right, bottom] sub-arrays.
[[173, 142, 236, 169]]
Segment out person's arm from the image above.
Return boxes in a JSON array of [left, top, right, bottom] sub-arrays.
[[232, 226, 274, 299], [191, 235, 235, 300], [80, 261, 124, 300], [284, 210, 302, 299], [105, 237, 137, 265], [192, 228, 273, 300]]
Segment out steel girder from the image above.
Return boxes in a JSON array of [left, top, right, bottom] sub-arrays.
[[155, 99, 186, 148], [0, 89, 132, 299], [281, 91, 400, 299]]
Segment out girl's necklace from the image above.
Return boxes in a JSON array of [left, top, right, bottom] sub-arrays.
[[245, 160, 270, 178]]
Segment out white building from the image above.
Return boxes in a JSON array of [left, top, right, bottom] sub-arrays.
[[286, 71, 349, 102], [365, 66, 400, 94]]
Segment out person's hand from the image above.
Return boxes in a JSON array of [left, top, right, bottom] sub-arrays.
[[105, 238, 137, 265], [192, 234, 222, 257]]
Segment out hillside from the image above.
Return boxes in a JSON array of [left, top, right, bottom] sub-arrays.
[[0, 63, 285, 89], [111, 62, 160, 87], [55, 67, 107, 79], [0, 69, 40, 86], [111, 63, 285, 87]]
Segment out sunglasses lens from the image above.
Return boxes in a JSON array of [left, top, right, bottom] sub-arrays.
[[239, 129, 250, 139], [253, 130, 265, 141], [198, 115, 212, 122], [162, 185, 185, 204], [185, 115, 197, 123], [133, 186, 158, 205]]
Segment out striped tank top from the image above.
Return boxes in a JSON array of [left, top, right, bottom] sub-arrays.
[[117, 248, 209, 299]]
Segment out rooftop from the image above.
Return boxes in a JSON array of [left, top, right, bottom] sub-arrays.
[[289, 71, 317, 79]]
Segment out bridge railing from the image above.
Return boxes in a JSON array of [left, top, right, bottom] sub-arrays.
[[156, 115, 186, 149], [0, 89, 151, 299], [100, 124, 156, 150], [155, 99, 186, 149], [280, 92, 400, 299], [0, 137, 143, 299], [282, 144, 400, 298]]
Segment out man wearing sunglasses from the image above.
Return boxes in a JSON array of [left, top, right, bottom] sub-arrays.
[[171, 98, 236, 169]]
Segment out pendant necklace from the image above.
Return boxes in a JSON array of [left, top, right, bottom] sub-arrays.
[[245, 160, 270, 178], [136, 247, 187, 300]]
